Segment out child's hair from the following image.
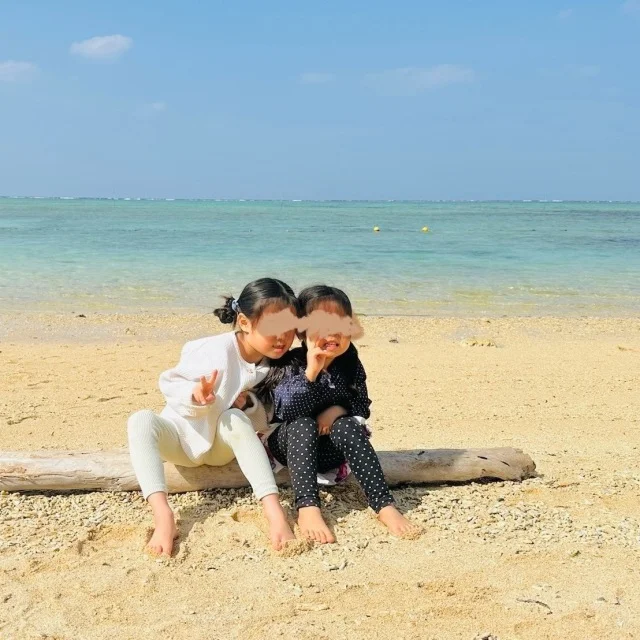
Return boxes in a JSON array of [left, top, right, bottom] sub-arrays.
[[298, 284, 359, 378], [255, 283, 360, 404], [213, 278, 298, 327], [297, 284, 353, 318]]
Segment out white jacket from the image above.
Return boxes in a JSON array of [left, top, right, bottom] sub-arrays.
[[159, 331, 270, 460]]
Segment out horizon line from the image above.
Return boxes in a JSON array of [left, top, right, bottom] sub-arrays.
[[2, 196, 640, 204]]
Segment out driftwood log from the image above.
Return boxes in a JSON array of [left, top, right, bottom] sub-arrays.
[[0, 448, 535, 493]]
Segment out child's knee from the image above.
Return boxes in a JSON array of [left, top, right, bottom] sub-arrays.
[[127, 410, 161, 445], [218, 408, 256, 445], [292, 416, 318, 438], [220, 407, 252, 426], [331, 417, 364, 440]]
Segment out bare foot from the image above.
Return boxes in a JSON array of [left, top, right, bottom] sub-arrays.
[[147, 504, 178, 556], [146, 492, 178, 557], [262, 494, 296, 551], [377, 505, 422, 538], [298, 506, 335, 544]]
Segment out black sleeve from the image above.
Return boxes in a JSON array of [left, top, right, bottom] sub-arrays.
[[350, 359, 372, 419]]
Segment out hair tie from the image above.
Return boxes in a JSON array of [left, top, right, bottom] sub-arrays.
[[231, 299, 241, 314]]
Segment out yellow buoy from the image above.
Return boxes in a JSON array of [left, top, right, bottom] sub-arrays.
[[422, 226, 429, 232], [373, 226, 380, 232]]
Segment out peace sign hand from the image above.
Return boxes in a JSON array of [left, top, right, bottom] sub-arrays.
[[192, 370, 219, 405]]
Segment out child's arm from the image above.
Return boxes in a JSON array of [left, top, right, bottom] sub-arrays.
[[350, 360, 372, 420], [317, 405, 348, 435], [159, 341, 229, 417]]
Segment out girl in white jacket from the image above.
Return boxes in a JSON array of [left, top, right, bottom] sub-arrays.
[[127, 278, 299, 556]]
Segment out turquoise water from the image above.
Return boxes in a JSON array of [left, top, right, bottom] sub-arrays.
[[0, 198, 639, 316]]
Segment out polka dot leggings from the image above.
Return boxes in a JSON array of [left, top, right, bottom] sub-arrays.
[[267, 416, 395, 513]]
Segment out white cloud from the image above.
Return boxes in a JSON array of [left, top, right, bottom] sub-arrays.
[[0, 60, 38, 82], [557, 8, 574, 19], [150, 102, 167, 111], [300, 72, 335, 85], [70, 35, 133, 60], [364, 64, 474, 96], [622, 0, 640, 14]]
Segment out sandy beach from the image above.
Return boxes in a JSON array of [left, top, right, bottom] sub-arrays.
[[1, 313, 639, 640]]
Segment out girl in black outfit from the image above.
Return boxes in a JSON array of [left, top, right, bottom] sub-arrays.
[[259, 285, 419, 544]]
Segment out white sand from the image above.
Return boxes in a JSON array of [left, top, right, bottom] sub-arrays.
[[1, 313, 639, 639]]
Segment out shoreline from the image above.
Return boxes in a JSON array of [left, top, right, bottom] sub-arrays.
[[2, 301, 639, 319]]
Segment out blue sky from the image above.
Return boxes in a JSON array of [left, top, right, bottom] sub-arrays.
[[1, 1, 639, 199]]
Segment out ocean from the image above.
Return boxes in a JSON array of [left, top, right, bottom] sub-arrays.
[[1, 198, 639, 316]]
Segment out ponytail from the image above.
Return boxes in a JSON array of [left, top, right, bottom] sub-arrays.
[[213, 296, 237, 324]]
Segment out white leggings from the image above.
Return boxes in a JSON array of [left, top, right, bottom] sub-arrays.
[[127, 408, 278, 500]]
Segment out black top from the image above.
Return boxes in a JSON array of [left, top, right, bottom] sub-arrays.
[[272, 344, 372, 423]]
